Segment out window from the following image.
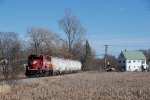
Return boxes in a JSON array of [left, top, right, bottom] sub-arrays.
[[118, 60, 121, 63], [129, 66, 130, 69], [133, 60, 136, 63], [141, 60, 145, 64], [122, 66, 125, 70], [128, 60, 131, 63], [137, 60, 140, 62], [123, 60, 125, 63]]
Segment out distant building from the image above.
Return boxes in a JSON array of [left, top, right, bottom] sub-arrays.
[[118, 51, 147, 71]]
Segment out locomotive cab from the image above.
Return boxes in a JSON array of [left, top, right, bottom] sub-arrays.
[[28, 54, 43, 70], [25, 54, 53, 77]]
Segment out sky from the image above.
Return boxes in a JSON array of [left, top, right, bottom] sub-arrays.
[[0, 0, 150, 58]]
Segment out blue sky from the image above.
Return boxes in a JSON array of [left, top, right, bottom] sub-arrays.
[[0, 0, 150, 58]]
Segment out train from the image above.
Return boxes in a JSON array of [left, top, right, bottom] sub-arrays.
[[25, 54, 82, 77]]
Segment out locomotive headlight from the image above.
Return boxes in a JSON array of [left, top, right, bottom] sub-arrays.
[[33, 61, 37, 64]]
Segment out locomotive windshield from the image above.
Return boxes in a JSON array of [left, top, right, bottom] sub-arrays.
[[29, 55, 43, 60]]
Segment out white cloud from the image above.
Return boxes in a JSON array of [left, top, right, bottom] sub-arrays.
[[120, 5, 128, 11]]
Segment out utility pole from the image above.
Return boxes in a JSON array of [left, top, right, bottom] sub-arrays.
[[104, 45, 109, 69]]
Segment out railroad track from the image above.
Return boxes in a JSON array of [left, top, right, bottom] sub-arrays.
[[0, 74, 55, 84], [0, 75, 43, 85], [0, 71, 83, 85]]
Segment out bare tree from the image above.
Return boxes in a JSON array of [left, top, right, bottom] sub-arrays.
[[58, 10, 86, 58], [26, 27, 62, 55], [27, 27, 46, 54], [140, 49, 150, 61], [0, 32, 22, 79], [106, 55, 118, 69], [72, 42, 85, 59]]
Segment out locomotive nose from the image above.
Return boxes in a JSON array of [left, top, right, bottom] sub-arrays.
[[29, 60, 42, 69]]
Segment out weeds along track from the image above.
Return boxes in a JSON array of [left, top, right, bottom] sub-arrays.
[[0, 72, 82, 85], [0, 71, 150, 100]]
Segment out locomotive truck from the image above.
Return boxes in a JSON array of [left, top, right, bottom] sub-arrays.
[[25, 54, 82, 77]]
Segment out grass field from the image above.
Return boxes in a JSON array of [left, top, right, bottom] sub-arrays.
[[0, 71, 150, 100]]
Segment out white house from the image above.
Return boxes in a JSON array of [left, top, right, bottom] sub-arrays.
[[118, 51, 147, 71]]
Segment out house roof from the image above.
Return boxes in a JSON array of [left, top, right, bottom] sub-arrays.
[[122, 51, 147, 60]]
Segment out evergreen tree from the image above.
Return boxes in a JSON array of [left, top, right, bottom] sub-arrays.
[[82, 40, 93, 70], [85, 40, 92, 59]]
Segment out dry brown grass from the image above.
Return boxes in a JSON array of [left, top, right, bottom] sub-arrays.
[[0, 71, 150, 100], [0, 85, 11, 94]]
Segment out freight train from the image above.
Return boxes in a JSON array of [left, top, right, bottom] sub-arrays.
[[25, 54, 82, 77]]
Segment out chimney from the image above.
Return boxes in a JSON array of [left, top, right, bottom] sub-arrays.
[[125, 49, 126, 52]]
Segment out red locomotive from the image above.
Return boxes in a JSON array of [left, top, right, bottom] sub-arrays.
[[25, 54, 53, 77]]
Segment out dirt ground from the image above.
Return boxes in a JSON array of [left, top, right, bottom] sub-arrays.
[[0, 71, 150, 100]]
